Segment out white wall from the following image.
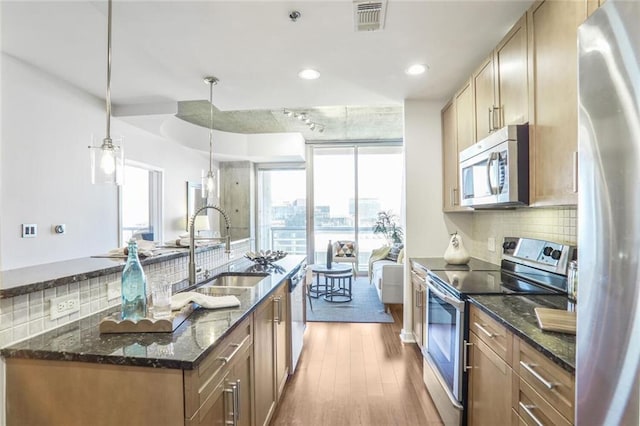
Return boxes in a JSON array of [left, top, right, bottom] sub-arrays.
[[402, 99, 473, 339], [0, 54, 209, 270]]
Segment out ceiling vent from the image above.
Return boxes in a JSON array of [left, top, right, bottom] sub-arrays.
[[353, 0, 387, 32]]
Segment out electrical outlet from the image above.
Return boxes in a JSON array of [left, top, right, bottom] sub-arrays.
[[21, 223, 37, 238], [107, 281, 121, 301], [487, 237, 496, 252], [50, 293, 80, 320]]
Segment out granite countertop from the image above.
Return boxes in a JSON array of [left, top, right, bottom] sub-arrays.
[[0, 255, 306, 370], [410, 257, 501, 272], [469, 294, 576, 373], [0, 239, 249, 298]]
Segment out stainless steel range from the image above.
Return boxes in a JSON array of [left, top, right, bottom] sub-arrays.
[[421, 237, 576, 425]]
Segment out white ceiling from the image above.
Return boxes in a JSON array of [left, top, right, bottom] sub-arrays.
[[2, 0, 533, 132]]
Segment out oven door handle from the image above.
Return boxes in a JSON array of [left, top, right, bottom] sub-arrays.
[[426, 279, 465, 311]]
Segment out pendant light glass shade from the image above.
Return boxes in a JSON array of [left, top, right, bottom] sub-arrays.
[[90, 136, 124, 185], [202, 76, 218, 199], [90, 0, 123, 185]]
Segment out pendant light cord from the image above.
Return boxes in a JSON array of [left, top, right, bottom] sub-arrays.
[[209, 80, 214, 172], [105, 0, 112, 144]]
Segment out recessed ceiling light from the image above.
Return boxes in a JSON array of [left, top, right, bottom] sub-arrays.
[[298, 69, 320, 80], [405, 64, 427, 76]]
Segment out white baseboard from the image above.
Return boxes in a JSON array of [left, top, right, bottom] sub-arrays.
[[399, 329, 415, 343]]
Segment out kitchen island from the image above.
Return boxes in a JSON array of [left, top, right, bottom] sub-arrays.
[[1, 255, 305, 426]]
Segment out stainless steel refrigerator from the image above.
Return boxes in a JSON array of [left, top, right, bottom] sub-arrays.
[[578, 1, 639, 424]]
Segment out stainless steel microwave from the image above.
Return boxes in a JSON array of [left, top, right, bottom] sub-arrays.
[[459, 124, 529, 208]]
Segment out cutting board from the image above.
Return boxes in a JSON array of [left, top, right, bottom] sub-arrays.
[[534, 307, 576, 334]]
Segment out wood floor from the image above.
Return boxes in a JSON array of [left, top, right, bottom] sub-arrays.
[[271, 306, 443, 425]]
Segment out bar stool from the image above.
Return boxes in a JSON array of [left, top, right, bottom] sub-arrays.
[[323, 271, 353, 303]]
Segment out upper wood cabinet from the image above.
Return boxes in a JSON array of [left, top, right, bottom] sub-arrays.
[[442, 82, 473, 212], [473, 54, 496, 142], [455, 79, 475, 153], [527, 0, 586, 206], [472, 14, 528, 144], [495, 15, 529, 128]]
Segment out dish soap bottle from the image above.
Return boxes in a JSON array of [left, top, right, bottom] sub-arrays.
[[121, 239, 147, 321]]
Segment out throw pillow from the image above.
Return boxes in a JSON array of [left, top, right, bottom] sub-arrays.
[[334, 240, 355, 257], [385, 243, 404, 262]]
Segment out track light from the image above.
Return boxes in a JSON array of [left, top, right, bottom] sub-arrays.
[[281, 109, 324, 133]]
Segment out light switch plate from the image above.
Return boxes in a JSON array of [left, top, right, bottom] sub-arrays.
[[487, 237, 496, 252]]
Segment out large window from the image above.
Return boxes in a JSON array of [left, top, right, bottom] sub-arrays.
[[310, 144, 403, 270], [256, 165, 306, 255], [119, 162, 163, 245]]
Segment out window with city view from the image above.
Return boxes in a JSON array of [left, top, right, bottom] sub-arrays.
[[256, 145, 403, 270], [312, 144, 403, 271], [257, 166, 306, 255]]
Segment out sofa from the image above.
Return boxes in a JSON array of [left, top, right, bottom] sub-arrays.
[[368, 245, 404, 311]]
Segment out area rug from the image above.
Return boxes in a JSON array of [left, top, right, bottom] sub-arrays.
[[306, 277, 394, 323]]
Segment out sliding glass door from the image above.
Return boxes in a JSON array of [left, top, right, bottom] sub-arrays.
[[310, 144, 403, 271]]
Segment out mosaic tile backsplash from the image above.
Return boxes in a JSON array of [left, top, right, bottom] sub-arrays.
[[0, 240, 251, 348], [469, 207, 577, 265]]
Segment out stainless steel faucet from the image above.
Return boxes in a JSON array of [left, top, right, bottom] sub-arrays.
[[188, 205, 231, 285]]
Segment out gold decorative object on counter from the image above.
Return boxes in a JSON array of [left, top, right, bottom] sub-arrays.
[[99, 303, 196, 334]]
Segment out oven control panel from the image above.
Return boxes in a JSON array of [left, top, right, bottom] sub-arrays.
[[503, 237, 576, 275]]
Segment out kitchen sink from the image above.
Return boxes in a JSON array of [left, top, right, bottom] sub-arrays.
[[198, 273, 269, 289]]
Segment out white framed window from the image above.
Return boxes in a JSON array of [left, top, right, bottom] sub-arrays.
[[118, 161, 163, 246]]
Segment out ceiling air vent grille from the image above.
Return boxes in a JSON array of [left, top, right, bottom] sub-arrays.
[[354, 0, 387, 32]]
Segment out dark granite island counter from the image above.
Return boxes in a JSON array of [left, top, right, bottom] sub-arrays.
[[469, 294, 576, 373], [2, 255, 306, 425], [1, 255, 305, 369]]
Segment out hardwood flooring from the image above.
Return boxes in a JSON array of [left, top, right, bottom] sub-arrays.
[[271, 306, 443, 426]]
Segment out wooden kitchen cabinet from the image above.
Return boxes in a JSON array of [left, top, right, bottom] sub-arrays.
[[513, 336, 575, 425], [473, 13, 528, 143], [527, 0, 587, 206], [455, 79, 475, 153], [274, 283, 290, 401], [473, 54, 496, 142], [410, 268, 426, 349], [184, 315, 253, 426], [253, 281, 290, 426], [254, 292, 277, 426], [442, 81, 473, 212], [495, 14, 528, 128], [467, 330, 513, 426], [467, 304, 514, 426]]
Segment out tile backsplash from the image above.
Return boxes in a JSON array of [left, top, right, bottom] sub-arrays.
[[469, 207, 577, 265], [0, 240, 251, 348]]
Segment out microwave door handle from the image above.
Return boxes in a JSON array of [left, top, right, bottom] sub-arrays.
[[485, 152, 497, 195]]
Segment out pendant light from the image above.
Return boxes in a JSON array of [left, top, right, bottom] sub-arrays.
[[202, 76, 219, 199], [89, 0, 123, 185]]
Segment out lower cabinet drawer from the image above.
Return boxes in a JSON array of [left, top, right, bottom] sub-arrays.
[[513, 337, 574, 423], [469, 305, 513, 364], [512, 376, 571, 426], [184, 315, 253, 419]]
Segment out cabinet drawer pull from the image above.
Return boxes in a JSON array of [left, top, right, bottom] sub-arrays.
[[519, 361, 555, 390], [217, 334, 251, 364], [473, 322, 495, 338], [518, 402, 544, 426], [224, 382, 238, 426]]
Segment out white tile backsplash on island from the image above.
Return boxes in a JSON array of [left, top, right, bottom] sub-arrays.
[[0, 240, 251, 348], [468, 207, 577, 265]]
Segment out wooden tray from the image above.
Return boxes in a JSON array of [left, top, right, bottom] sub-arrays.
[[534, 307, 576, 334], [99, 303, 196, 334]]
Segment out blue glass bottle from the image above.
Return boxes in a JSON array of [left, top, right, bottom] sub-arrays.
[[121, 239, 147, 320]]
